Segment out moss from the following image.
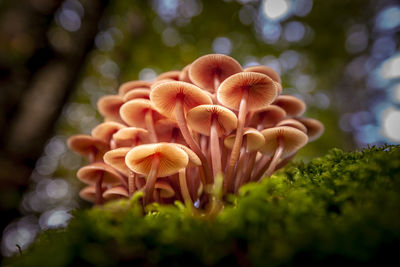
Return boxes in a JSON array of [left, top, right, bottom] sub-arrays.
[[4, 145, 400, 266]]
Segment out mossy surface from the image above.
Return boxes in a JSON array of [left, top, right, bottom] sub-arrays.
[[4, 146, 400, 267]]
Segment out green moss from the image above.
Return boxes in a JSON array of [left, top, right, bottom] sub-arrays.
[[4, 146, 400, 266]]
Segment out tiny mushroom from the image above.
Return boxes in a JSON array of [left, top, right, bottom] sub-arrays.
[[103, 186, 129, 201], [273, 95, 306, 117], [118, 80, 151, 96], [97, 95, 125, 122], [296, 117, 324, 142], [67, 134, 109, 162]]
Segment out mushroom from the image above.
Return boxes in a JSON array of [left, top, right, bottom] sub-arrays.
[[79, 185, 105, 203], [122, 88, 150, 102], [179, 64, 192, 83], [91, 122, 126, 148], [150, 81, 213, 183], [112, 127, 149, 148], [103, 186, 129, 201], [273, 95, 306, 117], [189, 54, 242, 92], [119, 99, 164, 143], [67, 134, 109, 162], [153, 180, 175, 203], [156, 70, 181, 81], [118, 80, 151, 96], [276, 118, 307, 133], [97, 95, 125, 123], [244, 65, 282, 93], [217, 72, 278, 191], [249, 105, 287, 130], [77, 162, 127, 204], [255, 126, 308, 181], [125, 143, 189, 205], [187, 104, 237, 179], [296, 117, 324, 142]]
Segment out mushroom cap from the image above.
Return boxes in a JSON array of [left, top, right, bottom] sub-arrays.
[[118, 80, 151, 96], [150, 81, 212, 119], [122, 88, 150, 102], [79, 185, 104, 203], [103, 186, 129, 200], [179, 64, 192, 83], [244, 65, 281, 84], [186, 104, 238, 137], [224, 127, 265, 152], [125, 143, 189, 177], [97, 95, 124, 122], [156, 70, 181, 81], [217, 72, 278, 111], [77, 162, 127, 186], [112, 127, 149, 148], [175, 144, 202, 166], [189, 54, 242, 91], [296, 117, 324, 142], [67, 134, 109, 161], [276, 118, 307, 133], [91, 122, 126, 143], [260, 126, 308, 158], [120, 99, 164, 128], [249, 105, 287, 128], [273, 95, 306, 117], [154, 180, 175, 198], [103, 147, 131, 176]]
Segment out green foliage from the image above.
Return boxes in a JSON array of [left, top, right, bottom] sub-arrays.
[[4, 146, 400, 266]]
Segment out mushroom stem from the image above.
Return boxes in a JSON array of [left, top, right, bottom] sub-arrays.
[[128, 171, 136, 196], [242, 151, 257, 184], [275, 152, 297, 171], [210, 115, 222, 179], [179, 169, 193, 207], [233, 147, 246, 193], [175, 97, 212, 184], [95, 172, 104, 205], [145, 111, 158, 143], [213, 75, 220, 91], [225, 89, 249, 192], [265, 136, 285, 177], [252, 155, 272, 182], [143, 155, 160, 205]]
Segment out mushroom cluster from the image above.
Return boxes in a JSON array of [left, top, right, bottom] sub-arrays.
[[68, 54, 323, 208]]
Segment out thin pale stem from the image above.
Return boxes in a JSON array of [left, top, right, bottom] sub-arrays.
[[252, 155, 272, 182], [175, 97, 212, 184], [179, 169, 193, 207], [145, 111, 158, 143], [264, 137, 284, 177], [210, 115, 222, 179], [242, 151, 257, 184], [234, 147, 247, 193], [225, 89, 249, 192], [128, 171, 136, 196], [95, 172, 104, 205], [143, 155, 160, 205], [275, 152, 297, 171]]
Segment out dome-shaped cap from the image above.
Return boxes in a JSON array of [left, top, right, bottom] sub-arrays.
[[125, 143, 189, 177], [276, 118, 307, 133], [120, 99, 164, 128], [150, 81, 212, 119], [179, 64, 192, 83], [103, 186, 129, 200], [91, 122, 126, 143], [273, 95, 306, 117], [77, 162, 127, 187], [122, 89, 150, 102], [296, 117, 324, 142], [244, 65, 281, 84], [260, 126, 308, 158], [97, 95, 124, 122], [224, 128, 265, 152], [249, 105, 287, 128], [103, 147, 131, 176], [175, 144, 201, 166], [155, 180, 175, 198], [79, 185, 105, 203], [217, 72, 278, 111], [156, 70, 181, 81], [67, 134, 109, 161], [189, 54, 242, 91], [112, 127, 149, 148], [186, 104, 237, 137], [118, 80, 151, 96]]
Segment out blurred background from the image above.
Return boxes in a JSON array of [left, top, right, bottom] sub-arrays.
[[0, 0, 399, 258]]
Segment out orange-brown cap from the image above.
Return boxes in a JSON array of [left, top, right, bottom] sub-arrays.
[[175, 144, 202, 166], [217, 72, 278, 111], [179, 64, 192, 83], [79, 185, 104, 203], [224, 127, 265, 152], [244, 65, 281, 84], [112, 127, 149, 148], [189, 54, 242, 91], [103, 147, 131, 176], [103, 186, 129, 200], [156, 70, 181, 81], [77, 162, 127, 187], [273, 95, 306, 117], [154, 180, 175, 198], [150, 81, 212, 119], [296, 117, 324, 142], [97, 95, 124, 122], [118, 80, 151, 96], [260, 126, 308, 158], [122, 88, 150, 102], [249, 105, 287, 128], [276, 118, 307, 133], [125, 143, 188, 177], [67, 134, 109, 161], [91, 122, 126, 144], [186, 104, 237, 136], [119, 99, 164, 128]]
